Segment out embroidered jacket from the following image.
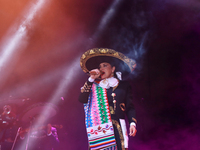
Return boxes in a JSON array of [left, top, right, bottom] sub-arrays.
[[79, 80, 137, 126]]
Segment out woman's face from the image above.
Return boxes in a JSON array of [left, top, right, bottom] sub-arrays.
[[99, 62, 115, 79]]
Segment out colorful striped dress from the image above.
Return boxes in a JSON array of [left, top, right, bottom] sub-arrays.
[[84, 82, 117, 150]]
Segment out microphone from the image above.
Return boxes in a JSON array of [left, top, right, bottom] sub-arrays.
[[89, 70, 104, 75]]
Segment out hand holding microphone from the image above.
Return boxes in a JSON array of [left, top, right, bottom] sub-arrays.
[[89, 69, 101, 79]]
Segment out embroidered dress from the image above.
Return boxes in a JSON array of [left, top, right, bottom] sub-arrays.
[[84, 82, 117, 150]]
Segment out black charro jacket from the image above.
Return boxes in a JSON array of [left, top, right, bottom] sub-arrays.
[[78, 80, 137, 125]]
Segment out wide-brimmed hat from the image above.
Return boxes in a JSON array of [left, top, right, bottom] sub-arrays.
[[20, 102, 58, 123], [0, 97, 30, 113], [80, 48, 136, 76]]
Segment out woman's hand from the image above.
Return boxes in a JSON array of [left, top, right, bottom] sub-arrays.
[[89, 69, 100, 80], [129, 125, 137, 137]]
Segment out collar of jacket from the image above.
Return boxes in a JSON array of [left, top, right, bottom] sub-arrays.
[[99, 77, 119, 89]]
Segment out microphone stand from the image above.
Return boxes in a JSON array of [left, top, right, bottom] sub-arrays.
[[11, 127, 21, 150]]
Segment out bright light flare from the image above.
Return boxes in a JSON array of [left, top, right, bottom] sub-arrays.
[[0, 0, 54, 149], [0, 0, 51, 86]]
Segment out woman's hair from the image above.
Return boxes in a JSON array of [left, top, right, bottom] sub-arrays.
[[106, 62, 120, 80]]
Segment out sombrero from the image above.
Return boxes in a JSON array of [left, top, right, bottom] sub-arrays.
[[0, 97, 30, 108], [80, 48, 136, 76], [0, 97, 30, 113], [20, 102, 58, 122]]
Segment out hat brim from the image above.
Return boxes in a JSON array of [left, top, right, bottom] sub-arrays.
[[86, 56, 130, 76], [20, 103, 57, 122], [80, 48, 136, 75]]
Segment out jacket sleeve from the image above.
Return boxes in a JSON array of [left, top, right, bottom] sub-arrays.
[[78, 81, 93, 103], [125, 83, 137, 125]]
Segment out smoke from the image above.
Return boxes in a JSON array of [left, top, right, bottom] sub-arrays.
[[99, 1, 154, 77], [163, 0, 200, 8], [47, 56, 81, 104], [88, 0, 123, 48], [149, 0, 200, 11], [180, 40, 200, 122], [124, 31, 149, 70], [130, 125, 200, 150], [0, 65, 65, 100]]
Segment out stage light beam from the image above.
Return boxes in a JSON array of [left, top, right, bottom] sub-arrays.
[[90, 0, 122, 45], [0, 0, 51, 87]]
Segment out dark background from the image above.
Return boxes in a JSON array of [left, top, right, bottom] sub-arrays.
[[0, 0, 200, 149]]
